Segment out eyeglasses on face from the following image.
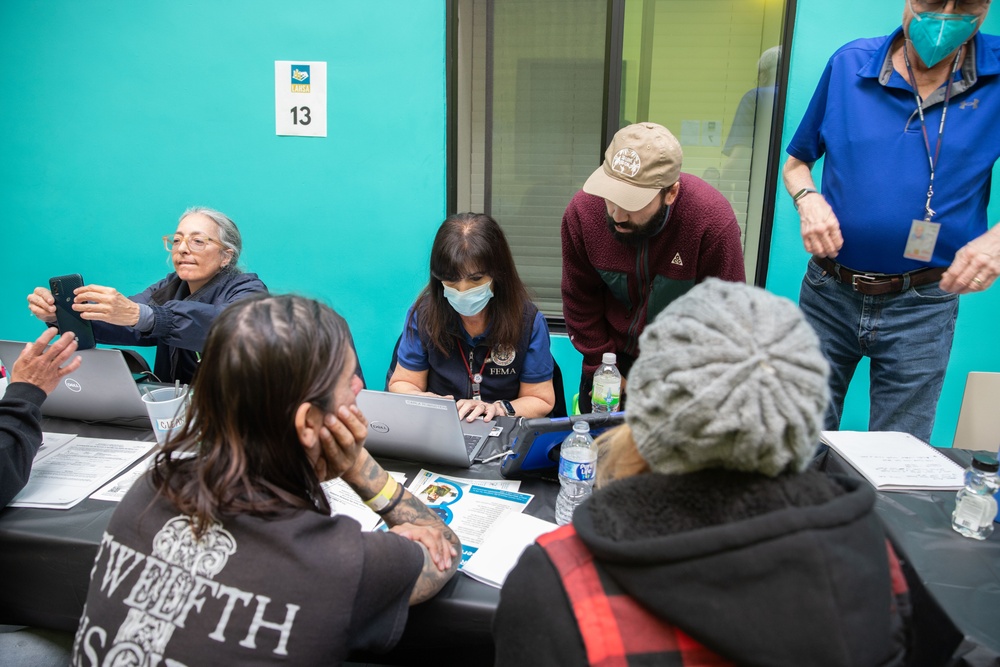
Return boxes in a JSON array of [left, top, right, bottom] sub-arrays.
[[163, 234, 225, 253], [913, 0, 991, 11]]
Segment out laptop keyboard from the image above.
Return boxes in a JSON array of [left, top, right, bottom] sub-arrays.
[[464, 433, 482, 455]]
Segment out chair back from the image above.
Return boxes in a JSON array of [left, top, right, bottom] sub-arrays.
[[952, 371, 1000, 450]]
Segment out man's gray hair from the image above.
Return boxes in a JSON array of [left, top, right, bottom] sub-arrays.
[[180, 206, 242, 271]]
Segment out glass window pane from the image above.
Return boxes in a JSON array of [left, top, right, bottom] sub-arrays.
[[457, 0, 789, 316], [621, 0, 786, 281], [489, 0, 608, 316]]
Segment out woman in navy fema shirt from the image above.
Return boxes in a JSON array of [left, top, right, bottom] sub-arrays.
[[388, 213, 555, 421]]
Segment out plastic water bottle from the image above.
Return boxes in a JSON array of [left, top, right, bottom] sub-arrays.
[[951, 453, 1000, 540], [591, 352, 621, 413], [554, 421, 597, 526]]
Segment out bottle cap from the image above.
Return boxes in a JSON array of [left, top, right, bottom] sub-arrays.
[[573, 420, 590, 433], [971, 453, 999, 473], [602, 352, 617, 365]]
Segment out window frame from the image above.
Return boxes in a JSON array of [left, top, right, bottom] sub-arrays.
[[446, 0, 799, 331]]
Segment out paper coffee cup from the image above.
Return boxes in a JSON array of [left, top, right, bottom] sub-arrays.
[[142, 387, 189, 444]]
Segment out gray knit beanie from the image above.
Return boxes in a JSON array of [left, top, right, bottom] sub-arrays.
[[626, 279, 829, 477]]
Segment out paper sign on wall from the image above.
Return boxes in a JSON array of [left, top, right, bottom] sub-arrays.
[[274, 61, 327, 137]]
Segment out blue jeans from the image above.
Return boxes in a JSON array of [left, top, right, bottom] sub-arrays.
[[798, 258, 959, 442]]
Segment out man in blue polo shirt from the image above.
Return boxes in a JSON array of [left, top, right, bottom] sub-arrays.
[[784, 0, 1000, 441]]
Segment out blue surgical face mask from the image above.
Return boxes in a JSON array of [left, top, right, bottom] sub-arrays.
[[908, 3, 979, 68], [443, 280, 494, 317]]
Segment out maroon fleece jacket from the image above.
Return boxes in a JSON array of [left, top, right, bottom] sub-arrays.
[[561, 173, 746, 377]]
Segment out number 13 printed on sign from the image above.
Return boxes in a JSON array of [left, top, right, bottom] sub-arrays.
[[274, 61, 327, 137]]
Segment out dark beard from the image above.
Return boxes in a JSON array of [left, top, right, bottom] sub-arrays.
[[606, 203, 670, 245]]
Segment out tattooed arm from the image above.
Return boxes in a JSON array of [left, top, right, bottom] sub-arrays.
[[320, 404, 461, 605]]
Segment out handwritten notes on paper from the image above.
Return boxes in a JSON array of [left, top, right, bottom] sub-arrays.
[[821, 431, 965, 491]]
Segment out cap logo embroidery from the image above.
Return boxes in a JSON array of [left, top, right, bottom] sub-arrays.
[[610, 148, 641, 178]]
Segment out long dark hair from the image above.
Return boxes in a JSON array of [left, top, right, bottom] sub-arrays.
[[412, 212, 531, 354], [151, 294, 352, 537]]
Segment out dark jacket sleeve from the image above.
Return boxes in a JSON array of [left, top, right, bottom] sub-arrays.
[[90, 276, 172, 348], [493, 543, 587, 667], [92, 273, 268, 352], [561, 194, 617, 376], [696, 206, 747, 285], [0, 383, 46, 507], [144, 274, 267, 351]]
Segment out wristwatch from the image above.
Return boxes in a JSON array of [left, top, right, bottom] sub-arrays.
[[497, 400, 515, 417], [792, 187, 819, 206]]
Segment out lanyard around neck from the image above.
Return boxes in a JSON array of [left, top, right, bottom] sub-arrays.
[[458, 341, 490, 400], [902, 44, 963, 221]]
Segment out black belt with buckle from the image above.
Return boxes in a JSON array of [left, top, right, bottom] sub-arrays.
[[812, 256, 946, 296]]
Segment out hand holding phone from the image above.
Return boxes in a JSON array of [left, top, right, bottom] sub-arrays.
[[49, 274, 96, 350], [27, 286, 58, 324]]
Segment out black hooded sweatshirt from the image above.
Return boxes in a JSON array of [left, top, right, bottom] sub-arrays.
[[494, 469, 910, 666]]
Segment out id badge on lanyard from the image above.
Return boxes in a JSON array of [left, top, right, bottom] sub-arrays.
[[901, 47, 961, 264], [904, 219, 940, 262]]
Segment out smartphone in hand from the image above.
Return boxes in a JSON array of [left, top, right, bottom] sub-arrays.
[[49, 274, 96, 350]]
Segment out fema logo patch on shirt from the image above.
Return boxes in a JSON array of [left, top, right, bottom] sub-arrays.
[[291, 65, 311, 93]]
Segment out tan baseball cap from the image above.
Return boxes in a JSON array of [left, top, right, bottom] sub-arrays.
[[583, 122, 683, 211]]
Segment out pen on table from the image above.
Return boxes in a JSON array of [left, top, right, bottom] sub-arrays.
[[141, 385, 154, 401]]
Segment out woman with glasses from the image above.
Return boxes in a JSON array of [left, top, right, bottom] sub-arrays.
[[26, 206, 267, 384], [388, 213, 556, 421], [72, 295, 459, 665]]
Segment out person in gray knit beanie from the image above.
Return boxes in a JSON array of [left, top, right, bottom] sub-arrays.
[[626, 278, 830, 477], [497, 283, 912, 667]]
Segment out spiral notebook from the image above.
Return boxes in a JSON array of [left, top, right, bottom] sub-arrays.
[[820, 431, 965, 491]]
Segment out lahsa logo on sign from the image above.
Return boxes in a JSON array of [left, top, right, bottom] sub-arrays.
[[370, 421, 390, 434], [157, 417, 184, 430], [64, 378, 82, 393]]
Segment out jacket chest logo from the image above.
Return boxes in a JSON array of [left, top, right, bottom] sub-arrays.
[[490, 346, 516, 367], [671, 252, 684, 266], [960, 99, 979, 110]]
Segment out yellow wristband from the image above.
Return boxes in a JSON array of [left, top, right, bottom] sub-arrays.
[[363, 476, 398, 512]]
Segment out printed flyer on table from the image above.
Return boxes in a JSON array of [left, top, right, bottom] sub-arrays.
[[406, 470, 533, 567]]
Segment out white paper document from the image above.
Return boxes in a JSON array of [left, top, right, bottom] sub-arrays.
[[406, 470, 533, 568], [322, 471, 407, 531], [35, 432, 78, 463], [821, 431, 965, 491], [11, 437, 155, 509], [463, 512, 558, 588], [90, 454, 156, 503], [406, 469, 521, 493]]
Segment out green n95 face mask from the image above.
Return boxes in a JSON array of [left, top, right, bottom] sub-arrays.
[[908, 6, 979, 68]]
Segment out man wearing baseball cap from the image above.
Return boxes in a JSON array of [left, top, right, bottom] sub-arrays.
[[561, 122, 745, 412]]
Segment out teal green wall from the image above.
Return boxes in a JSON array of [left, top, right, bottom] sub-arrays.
[[770, 1, 1000, 447], [0, 1, 447, 388], [1, 1, 993, 441]]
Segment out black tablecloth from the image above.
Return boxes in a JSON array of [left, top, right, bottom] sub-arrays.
[[819, 447, 1000, 666], [6, 419, 998, 666]]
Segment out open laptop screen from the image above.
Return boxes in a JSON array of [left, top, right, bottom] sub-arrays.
[[0, 341, 150, 425]]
